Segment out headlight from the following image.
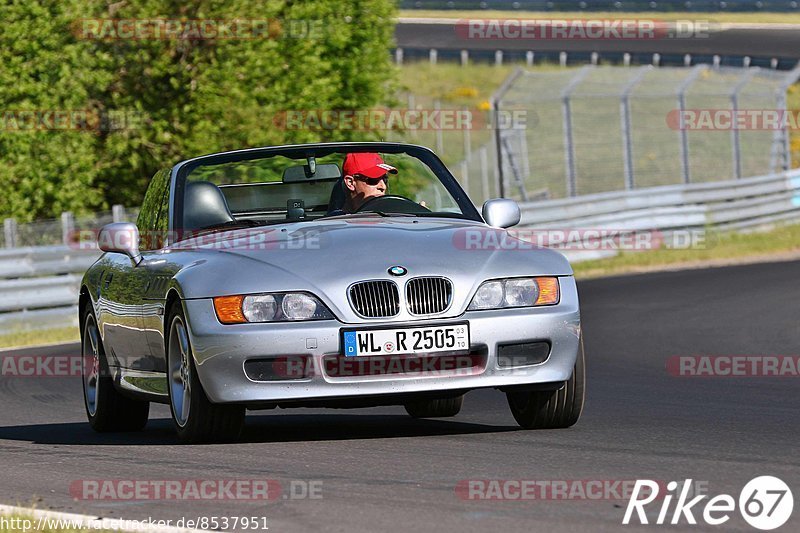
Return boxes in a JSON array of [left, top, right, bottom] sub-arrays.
[[467, 277, 559, 310], [471, 281, 504, 309], [214, 292, 333, 324]]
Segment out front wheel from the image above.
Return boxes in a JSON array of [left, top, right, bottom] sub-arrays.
[[167, 301, 245, 444], [506, 337, 585, 429], [81, 305, 149, 432]]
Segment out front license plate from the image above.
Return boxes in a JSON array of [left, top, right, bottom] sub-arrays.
[[342, 324, 470, 357]]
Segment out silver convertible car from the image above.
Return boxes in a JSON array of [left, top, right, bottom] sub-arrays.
[[80, 142, 584, 443]]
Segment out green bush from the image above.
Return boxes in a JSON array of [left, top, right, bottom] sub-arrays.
[[0, 0, 397, 221]]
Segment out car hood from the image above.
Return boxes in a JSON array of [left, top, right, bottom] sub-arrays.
[[171, 217, 572, 321]]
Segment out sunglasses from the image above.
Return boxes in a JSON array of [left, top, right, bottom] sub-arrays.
[[353, 174, 389, 186]]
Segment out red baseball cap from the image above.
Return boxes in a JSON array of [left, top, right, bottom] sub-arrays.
[[342, 152, 398, 179]]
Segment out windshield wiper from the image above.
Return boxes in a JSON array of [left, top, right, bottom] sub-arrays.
[[193, 219, 264, 234], [323, 211, 416, 219]]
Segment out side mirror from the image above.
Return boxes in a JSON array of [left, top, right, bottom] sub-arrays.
[[482, 199, 520, 228], [98, 222, 141, 264]]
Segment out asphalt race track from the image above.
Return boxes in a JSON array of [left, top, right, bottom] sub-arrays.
[[0, 261, 798, 532], [396, 21, 800, 61]]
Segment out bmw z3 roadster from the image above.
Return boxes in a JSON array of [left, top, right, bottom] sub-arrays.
[[80, 142, 584, 443]]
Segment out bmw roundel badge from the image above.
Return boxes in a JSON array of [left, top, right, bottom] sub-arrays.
[[388, 266, 407, 276]]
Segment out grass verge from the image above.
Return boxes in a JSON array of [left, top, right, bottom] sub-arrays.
[[0, 327, 79, 350], [399, 10, 800, 24], [572, 222, 800, 279]]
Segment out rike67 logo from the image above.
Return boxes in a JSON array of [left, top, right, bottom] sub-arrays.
[[623, 476, 793, 530]]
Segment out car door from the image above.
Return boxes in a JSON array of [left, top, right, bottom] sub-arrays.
[[96, 245, 150, 370], [99, 169, 169, 370], [137, 168, 174, 373]]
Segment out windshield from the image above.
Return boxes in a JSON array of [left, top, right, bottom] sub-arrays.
[[178, 146, 476, 233]]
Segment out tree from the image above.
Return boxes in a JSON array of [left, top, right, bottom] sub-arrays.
[[0, 0, 397, 220]]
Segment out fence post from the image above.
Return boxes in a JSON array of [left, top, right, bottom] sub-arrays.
[[620, 66, 652, 190], [434, 99, 443, 154], [460, 50, 469, 66], [490, 68, 524, 199], [500, 135, 529, 202], [407, 93, 416, 140], [61, 211, 75, 246], [776, 63, 800, 171], [3, 218, 18, 248], [429, 49, 437, 65], [518, 128, 531, 191], [561, 66, 592, 197], [112, 204, 126, 222], [395, 48, 403, 65], [731, 69, 757, 180], [480, 146, 490, 203], [462, 105, 471, 163], [460, 160, 470, 197], [676, 65, 707, 184]]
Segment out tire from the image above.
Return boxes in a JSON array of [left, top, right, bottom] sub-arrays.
[[81, 304, 149, 432], [166, 301, 245, 444], [404, 395, 464, 418], [506, 337, 585, 429]]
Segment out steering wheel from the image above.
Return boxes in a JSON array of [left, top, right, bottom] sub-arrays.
[[355, 194, 431, 214]]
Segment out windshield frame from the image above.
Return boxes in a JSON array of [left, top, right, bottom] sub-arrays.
[[168, 142, 482, 242]]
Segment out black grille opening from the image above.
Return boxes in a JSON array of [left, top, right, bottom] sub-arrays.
[[244, 355, 312, 381], [406, 277, 452, 315], [349, 280, 400, 318], [497, 342, 551, 367]]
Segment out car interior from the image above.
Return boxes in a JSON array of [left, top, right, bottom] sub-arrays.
[[183, 161, 344, 232]]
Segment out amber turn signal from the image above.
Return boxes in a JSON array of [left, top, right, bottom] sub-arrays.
[[213, 295, 246, 324], [534, 277, 560, 306]]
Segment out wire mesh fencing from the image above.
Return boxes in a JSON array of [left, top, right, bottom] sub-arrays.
[[3, 206, 139, 249], [488, 64, 800, 203]]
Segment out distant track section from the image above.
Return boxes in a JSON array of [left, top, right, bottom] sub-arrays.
[[395, 19, 800, 66]]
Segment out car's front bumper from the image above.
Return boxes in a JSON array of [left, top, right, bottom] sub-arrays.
[[183, 277, 581, 405]]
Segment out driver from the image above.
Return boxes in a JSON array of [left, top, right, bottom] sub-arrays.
[[340, 152, 398, 213]]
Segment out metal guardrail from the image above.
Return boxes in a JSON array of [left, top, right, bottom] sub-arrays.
[[0, 248, 101, 332], [0, 205, 136, 334], [517, 167, 800, 262], [518, 168, 800, 226]]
